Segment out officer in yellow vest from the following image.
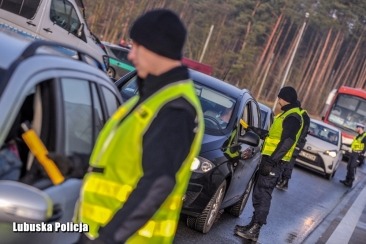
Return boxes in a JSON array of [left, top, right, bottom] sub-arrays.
[[340, 123, 366, 187], [276, 100, 310, 190], [75, 9, 204, 243], [235, 86, 303, 241]]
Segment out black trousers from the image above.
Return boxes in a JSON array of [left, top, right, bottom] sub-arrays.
[[252, 160, 283, 225], [280, 147, 302, 181], [346, 152, 360, 182]]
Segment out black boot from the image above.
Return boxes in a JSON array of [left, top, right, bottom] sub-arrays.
[[276, 179, 289, 190], [340, 179, 353, 187], [234, 218, 254, 232], [235, 223, 262, 241]]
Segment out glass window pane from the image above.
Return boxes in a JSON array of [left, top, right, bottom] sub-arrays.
[[61, 78, 93, 155], [101, 86, 119, 117], [1, 0, 41, 18]]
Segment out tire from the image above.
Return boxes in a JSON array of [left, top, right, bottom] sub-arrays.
[[107, 67, 116, 79], [226, 171, 256, 217], [186, 181, 226, 233]]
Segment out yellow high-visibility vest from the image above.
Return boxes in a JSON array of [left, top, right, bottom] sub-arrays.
[[351, 132, 366, 152], [262, 107, 303, 161], [75, 79, 204, 243]]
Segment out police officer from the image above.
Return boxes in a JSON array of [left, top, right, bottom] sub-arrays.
[[74, 9, 204, 243], [340, 123, 366, 187], [276, 100, 310, 190], [234, 86, 303, 241]]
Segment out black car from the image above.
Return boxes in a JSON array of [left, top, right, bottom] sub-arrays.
[[115, 70, 262, 233]]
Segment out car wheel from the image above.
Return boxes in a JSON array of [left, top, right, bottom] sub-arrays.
[[107, 67, 116, 78], [186, 181, 226, 233], [226, 171, 256, 217]]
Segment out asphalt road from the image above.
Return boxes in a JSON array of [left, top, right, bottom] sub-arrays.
[[173, 159, 366, 244]]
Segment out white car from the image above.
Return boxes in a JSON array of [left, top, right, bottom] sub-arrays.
[[295, 119, 342, 180]]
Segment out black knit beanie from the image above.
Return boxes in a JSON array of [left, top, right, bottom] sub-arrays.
[[129, 9, 186, 60], [278, 86, 298, 104]]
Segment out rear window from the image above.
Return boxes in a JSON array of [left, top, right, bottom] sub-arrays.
[[0, 0, 41, 19]]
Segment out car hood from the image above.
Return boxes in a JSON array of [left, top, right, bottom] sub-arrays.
[[304, 135, 339, 153], [200, 133, 229, 153]]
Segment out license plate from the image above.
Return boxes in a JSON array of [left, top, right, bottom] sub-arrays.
[[299, 151, 316, 161]]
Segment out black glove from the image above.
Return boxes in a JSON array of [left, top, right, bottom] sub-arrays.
[[259, 157, 277, 176], [47, 153, 89, 179], [47, 153, 73, 176]]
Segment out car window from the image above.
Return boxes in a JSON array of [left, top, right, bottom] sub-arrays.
[[195, 83, 235, 132], [50, 0, 83, 38], [250, 101, 260, 128], [61, 78, 99, 155], [101, 86, 120, 117], [260, 109, 267, 129], [309, 121, 339, 145], [0, 0, 41, 19]]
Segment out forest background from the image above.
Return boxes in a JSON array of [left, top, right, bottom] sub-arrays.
[[83, 0, 366, 116]]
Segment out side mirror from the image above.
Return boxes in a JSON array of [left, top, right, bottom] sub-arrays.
[[0, 181, 53, 223], [238, 131, 260, 147]]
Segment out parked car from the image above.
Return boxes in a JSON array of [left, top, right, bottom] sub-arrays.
[[101, 41, 135, 79], [295, 119, 342, 180], [258, 102, 274, 130], [0, 0, 106, 67], [0, 31, 123, 243], [115, 70, 262, 233]]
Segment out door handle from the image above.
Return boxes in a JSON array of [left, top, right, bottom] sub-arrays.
[[43, 28, 53, 33], [26, 21, 36, 26]]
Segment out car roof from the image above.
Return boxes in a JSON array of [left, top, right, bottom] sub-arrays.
[[189, 69, 247, 99], [101, 41, 131, 51], [310, 118, 341, 132], [0, 31, 39, 70]]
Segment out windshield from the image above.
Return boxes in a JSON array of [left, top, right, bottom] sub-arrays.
[[308, 121, 339, 146], [328, 94, 366, 133], [195, 83, 236, 133]]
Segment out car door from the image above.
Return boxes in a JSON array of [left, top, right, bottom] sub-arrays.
[[40, 0, 86, 48], [42, 77, 121, 244], [1, 77, 120, 244], [224, 98, 261, 201]]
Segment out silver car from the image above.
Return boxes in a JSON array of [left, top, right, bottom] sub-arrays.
[[0, 31, 122, 243], [295, 119, 342, 180]]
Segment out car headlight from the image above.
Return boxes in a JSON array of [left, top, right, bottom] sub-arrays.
[[191, 157, 215, 173], [324, 150, 337, 158]]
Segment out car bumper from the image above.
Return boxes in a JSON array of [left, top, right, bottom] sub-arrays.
[[295, 150, 338, 175]]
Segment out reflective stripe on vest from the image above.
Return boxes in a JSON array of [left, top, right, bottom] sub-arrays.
[[76, 79, 204, 243], [351, 132, 366, 152], [262, 107, 303, 161]]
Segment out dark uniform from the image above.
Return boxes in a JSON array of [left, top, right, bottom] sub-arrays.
[[340, 123, 366, 187], [235, 86, 303, 241], [276, 101, 310, 190]]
